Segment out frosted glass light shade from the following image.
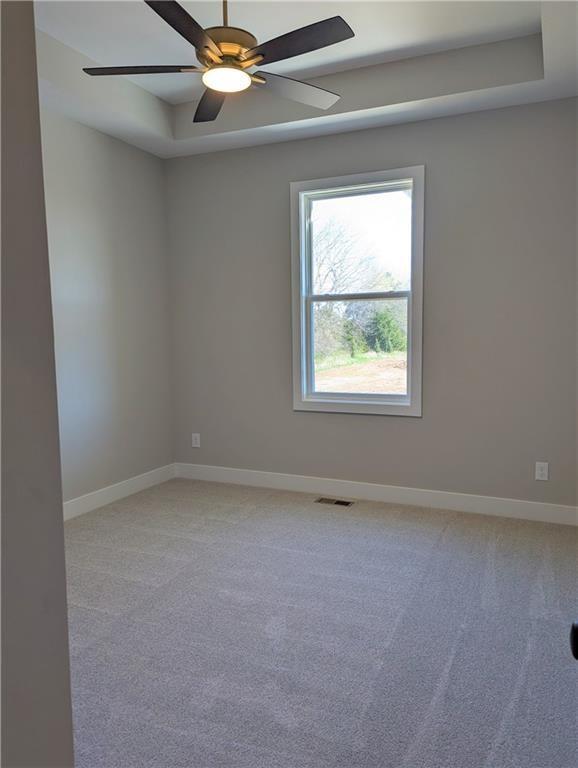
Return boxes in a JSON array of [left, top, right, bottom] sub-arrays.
[[202, 66, 251, 93]]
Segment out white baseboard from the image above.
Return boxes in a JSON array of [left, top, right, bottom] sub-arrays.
[[174, 462, 578, 526], [62, 461, 577, 527], [63, 464, 176, 521]]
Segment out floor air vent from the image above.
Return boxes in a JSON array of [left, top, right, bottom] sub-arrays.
[[316, 497, 354, 507]]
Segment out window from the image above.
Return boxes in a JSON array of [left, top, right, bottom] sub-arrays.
[[291, 166, 424, 416]]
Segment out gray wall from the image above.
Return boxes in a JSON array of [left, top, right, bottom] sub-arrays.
[[166, 98, 577, 506], [1, 3, 74, 765], [40, 111, 172, 502]]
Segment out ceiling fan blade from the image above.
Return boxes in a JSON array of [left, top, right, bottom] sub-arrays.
[[242, 16, 353, 65], [194, 89, 226, 122], [256, 71, 340, 110], [145, 1, 221, 59], [83, 65, 202, 76]]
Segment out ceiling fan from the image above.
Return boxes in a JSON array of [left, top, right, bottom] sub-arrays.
[[83, 0, 354, 123]]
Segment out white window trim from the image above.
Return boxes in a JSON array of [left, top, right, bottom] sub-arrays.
[[291, 166, 424, 417]]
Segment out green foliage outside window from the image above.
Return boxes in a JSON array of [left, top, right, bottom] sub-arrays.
[[365, 309, 406, 354]]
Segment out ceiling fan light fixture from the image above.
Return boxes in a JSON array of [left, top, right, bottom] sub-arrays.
[[202, 65, 251, 93], [84, 3, 355, 122]]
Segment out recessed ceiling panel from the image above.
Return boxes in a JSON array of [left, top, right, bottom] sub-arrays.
[[35, 1, 541, 104]]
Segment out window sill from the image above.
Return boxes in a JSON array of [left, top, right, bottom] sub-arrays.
[[293, 395, 422, 417]]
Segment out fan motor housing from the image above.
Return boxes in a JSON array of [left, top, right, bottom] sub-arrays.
[[197, 26, 258, 65]]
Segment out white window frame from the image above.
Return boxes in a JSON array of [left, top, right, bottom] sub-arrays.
[[291, 166, 424, 417]]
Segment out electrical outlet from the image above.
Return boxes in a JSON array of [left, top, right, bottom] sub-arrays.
[[535, 461, 549, 481], [191, 433, 201, 448]]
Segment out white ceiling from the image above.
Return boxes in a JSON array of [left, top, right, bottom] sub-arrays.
[[34, 2, 577, 157], [35, 1, 542, 105]]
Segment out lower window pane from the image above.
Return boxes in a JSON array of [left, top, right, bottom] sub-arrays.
[[313, 299, 408, 395]]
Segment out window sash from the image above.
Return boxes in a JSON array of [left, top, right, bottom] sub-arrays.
[[309, 291, 410, 302], [305, 296, 411, 400], [304, 182, 413, 299]]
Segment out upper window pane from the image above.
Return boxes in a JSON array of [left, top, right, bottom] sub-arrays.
[[310, 185, 412, 295]]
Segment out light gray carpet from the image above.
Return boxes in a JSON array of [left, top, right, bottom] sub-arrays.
[[65, 480, 577, 768]]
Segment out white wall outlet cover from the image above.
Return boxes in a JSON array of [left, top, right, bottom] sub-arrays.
[[535, 461, 549, 481], [191, 433, 201, 448]]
